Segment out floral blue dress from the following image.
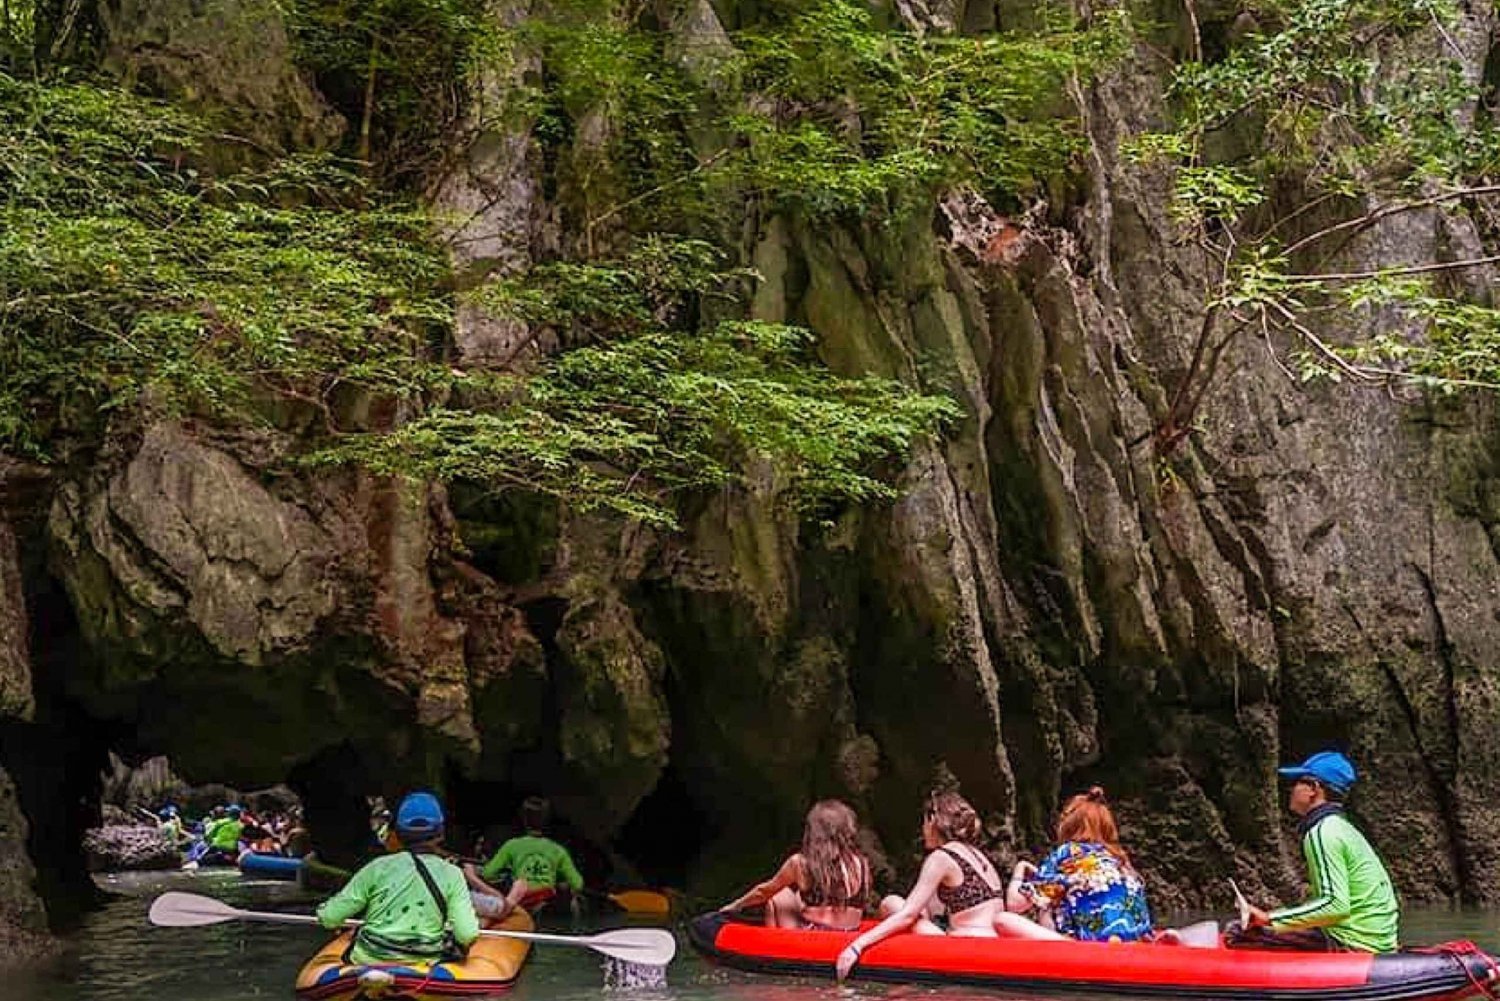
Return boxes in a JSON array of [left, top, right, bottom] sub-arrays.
[[1021, 841, 1153, 942]]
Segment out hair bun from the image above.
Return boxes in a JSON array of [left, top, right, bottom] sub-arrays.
[[1087, 786, 1106, 802]]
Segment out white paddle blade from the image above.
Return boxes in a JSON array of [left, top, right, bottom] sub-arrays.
[[484, 926, 678, 965], [150, 892, 242, 927], [1172, 920, 1222, 949], [589, 928, 676, 965], [1228, 878, 1251, 928]]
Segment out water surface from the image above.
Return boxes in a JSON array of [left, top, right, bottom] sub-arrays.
[[13, 871, 1500, 1001]]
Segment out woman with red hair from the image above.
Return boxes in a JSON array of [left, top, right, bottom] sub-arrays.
[[1004, 787, 1153, 942]]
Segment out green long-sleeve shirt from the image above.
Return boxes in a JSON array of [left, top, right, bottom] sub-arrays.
[[318, 852, 479, 964], [1270, 808, 1400, 953], [480, 834, 584, 891], [207, 818, 243, 851]]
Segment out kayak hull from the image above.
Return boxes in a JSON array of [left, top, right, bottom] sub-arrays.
[[689, 912, 1500, 1001], [296, 856, 351, 893], [238, 852, 303, 880], [295, 910, 533, 1000]]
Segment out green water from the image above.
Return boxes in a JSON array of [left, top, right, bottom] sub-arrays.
[[11, 870, 1500, 1001]]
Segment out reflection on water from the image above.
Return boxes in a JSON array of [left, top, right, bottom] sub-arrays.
[[12, 870, 1500, 1001]]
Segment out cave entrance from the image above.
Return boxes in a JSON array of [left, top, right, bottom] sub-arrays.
[[439, 761, 716, 892], [611, 763, 716, 889]]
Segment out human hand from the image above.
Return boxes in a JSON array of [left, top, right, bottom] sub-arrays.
[[1012, 860, 1036, 880], [835, 943, 863, 981]]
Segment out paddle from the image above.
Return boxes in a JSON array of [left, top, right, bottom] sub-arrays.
[[148, 891, 676, 966], [1228, 878, 1252, 929]]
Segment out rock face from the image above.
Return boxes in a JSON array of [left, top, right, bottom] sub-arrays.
[[81, 824, 181, 873], [8, 0, 1500, 929], [0, 460, 55, 958], [44, 421, 496, 786], [98, 0, 344, 152]]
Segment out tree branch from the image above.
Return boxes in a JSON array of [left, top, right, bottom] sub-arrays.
[[1281, 185, 1500, 259], [1280, 254, 1500, 284]]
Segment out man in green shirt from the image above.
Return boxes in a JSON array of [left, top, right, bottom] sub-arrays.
[[207, 806, 245, 852], [1236, 751, 1400, 953], [465, 796, 584, 920], [318, 792, 480, 965]]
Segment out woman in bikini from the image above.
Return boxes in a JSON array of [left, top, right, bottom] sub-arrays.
[[720, 799, 870, 930], [836, 790, 1059, 980]]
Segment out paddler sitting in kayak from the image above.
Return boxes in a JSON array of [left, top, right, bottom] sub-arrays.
[[1229, 751, 1399, 953], [720, 799, 871, 930], [1003, 786, 1154, 942], [464, 796, 585, 921], [316, 791, 480, 964], [200, 805, 245, 864], [838, 791, 1052, 980]]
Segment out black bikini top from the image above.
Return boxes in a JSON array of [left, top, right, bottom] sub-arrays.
[[935, 845, 1001, 914], [800, 855, 870, 908]]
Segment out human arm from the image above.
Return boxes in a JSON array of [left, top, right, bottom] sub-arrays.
[[1006, 860, 1037, 912], [464, 861, 506, 898], [555, 845, 585, 892], [316, 865, 372, 928], [446, 871, 481, 946], [835, 853, 952, 981], [480, 841, 516, 884], [720, 855, 801, 913], [1269, 826, 1351, 931], [1014, 846, 1069, 916]]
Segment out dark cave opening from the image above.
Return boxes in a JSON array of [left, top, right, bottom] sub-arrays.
[[2, 560, 729, 929], [441, 760, 717, 893], [611, 762, 716, 890]]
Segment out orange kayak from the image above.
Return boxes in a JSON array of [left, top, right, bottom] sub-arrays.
[[295, 909, 533, 1000]]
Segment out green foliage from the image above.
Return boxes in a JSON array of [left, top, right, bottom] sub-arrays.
[[1, 69, 956, 527], [1131, 0, 1500, 409], [1336, 279, 1500, 389], [485, 0, 1126, 229], [281, 0, 503, 178], [0, 0, 32, 72], [322, 321, 961, 527], [0, 72, 450, 455], [468, 236, 754, 337], [724, 0, 1121, 216]]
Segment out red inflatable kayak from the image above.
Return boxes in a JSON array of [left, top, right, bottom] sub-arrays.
[[690, 913, 1500, 1000]]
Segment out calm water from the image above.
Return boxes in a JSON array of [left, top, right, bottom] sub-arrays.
[[11, 870, 1500, 1001]]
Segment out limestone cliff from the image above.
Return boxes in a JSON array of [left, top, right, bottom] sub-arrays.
[[3, 0, 1500, 934]]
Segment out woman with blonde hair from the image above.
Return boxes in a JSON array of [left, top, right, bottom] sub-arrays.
[[1005, 786, 1152, 941], [721, 799, 871, 930], [835, 791, 1057, 981]]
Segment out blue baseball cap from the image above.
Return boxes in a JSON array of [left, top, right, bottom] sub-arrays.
[[396, 792, 445, 841], [1278, 751, 1357, 794]]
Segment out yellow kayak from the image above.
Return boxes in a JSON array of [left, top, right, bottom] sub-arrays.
[[295, 909, 533, 1000]]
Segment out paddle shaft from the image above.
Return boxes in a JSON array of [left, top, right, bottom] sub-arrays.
[[209, 904, 664, 957], [215, 907, 560, 943]]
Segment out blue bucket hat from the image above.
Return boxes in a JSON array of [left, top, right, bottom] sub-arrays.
[[1277, 751, 1357, 794], [395, 792, 445, 842]]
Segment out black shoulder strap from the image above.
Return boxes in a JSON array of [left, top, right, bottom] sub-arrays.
[[409, 850, 449, 922]]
